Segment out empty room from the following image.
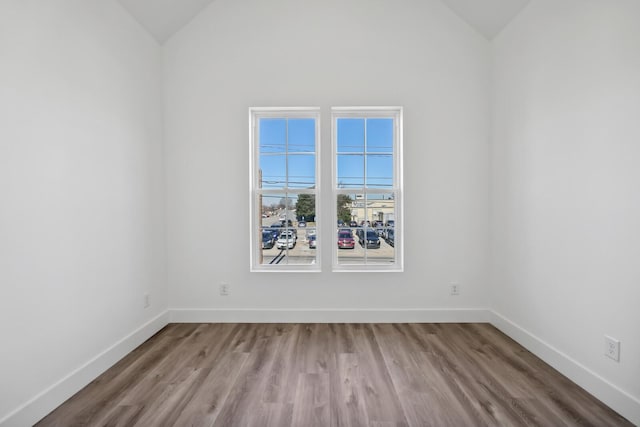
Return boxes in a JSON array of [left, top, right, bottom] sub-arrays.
[[1, 0, 639, 425]]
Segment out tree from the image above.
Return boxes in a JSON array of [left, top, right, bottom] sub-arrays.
[[295, 194, 315, 221], [337, 194, 352, 223]]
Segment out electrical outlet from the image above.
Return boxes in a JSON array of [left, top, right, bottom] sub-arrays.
[[220, 283, 230, 296], [450, 283, 460, 296], [604, 336, 620, 362], [144, 293, 150, 308]]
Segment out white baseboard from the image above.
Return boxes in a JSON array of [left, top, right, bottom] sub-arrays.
[[490, 311, 640, 426], [169, 308, 491, 323], [0, 311, 170, 427]]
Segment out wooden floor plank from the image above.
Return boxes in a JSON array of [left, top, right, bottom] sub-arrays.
[[291, 373, 330, 427], [35, 323, 633, 427], [330, 353, 369, 427]]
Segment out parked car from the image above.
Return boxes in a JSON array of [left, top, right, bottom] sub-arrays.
[[385, 220, 395, 228], [305, 228, 316, 238], [337, 229, 355, 249], [276, 230, 297, 249], [262, 231, 276, 249], [349, 220, 358, 228], [263, 227, 280, 240], [298, 221, 307, 228], [337, 219, 345, 227], [385, 228, 395, 247], [280, 219, 293, 227], [357, 229, 380, 248], [308, 234, 317, 249]]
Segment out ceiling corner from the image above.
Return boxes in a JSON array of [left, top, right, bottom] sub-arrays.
[[441, 0, 531, 40]]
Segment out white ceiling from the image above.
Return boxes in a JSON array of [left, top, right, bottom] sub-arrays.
[[118, 0, 531, 44]]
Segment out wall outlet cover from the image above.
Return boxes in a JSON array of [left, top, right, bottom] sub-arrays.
[[604, 336, 620, 362]]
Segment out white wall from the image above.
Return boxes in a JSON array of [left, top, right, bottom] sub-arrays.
[[163, 0, 491, 316], [0, 0, 167, 424], [491, 0, 640, 422]]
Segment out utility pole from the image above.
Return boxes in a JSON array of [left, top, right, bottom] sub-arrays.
[[259, 169, 263, 265]]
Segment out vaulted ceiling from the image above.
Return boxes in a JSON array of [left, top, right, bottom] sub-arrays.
[[118, 0, 531, 44]]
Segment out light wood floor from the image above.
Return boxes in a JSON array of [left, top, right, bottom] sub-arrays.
[[37, 323, 632, 426]]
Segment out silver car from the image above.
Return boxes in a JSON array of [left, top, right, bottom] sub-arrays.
[[276, 230, 297, 249]]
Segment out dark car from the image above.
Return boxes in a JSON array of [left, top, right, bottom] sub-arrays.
[[385, 228, 395, 247], [262, 231, 276, 249], [357, 229, 380, 248], [349, 220, 358, 228], [298, 221, 307, 228], [308, 234, 317, 249], [263, 227, 280, 240], [337, 229, 355, 249]]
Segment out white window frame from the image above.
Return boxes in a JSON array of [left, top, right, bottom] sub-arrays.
[[331, 107, 404, 272], [249, 107, 321, 272]]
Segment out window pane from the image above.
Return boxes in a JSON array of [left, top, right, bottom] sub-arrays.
[[260, 193, 293, 225], [288, 118, 315, 153], [259, 154, 286, 189], [259, 118, 286, 153], [366, 154, 393, 189], [337, 118, 364, 153], [366, 118, 393, 153], [259, 193, 292, 265], [288, 155, 315, 189], [337, 154, 364, 188], [287, 194, 317, 265], [364, 193, 395, 265], [336, 193, 364, 264]]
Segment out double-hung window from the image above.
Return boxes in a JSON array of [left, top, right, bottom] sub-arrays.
[[249, 108, 320, 271], [332, 107, 403, 271]]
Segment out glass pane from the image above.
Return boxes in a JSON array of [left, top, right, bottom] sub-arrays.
[[337, 154, 364, 189], [366, 154, 393, 189], [336, 193, 363, 264], [288, 118, 315, 154], [260, 193, 292, 265], [363, 193, 395, 265], [287, 194, 317, 265], [259, 154, 286, 189], [337, 118, 364, 153], [366, 118, 393, 153], [288, 155, 315, 189], [259, 118, 286, 154]]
